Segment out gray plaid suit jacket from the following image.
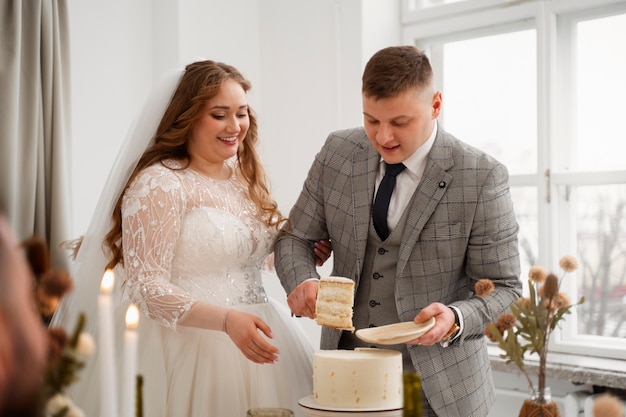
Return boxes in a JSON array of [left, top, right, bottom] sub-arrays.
[[275, 126, 522, 417]]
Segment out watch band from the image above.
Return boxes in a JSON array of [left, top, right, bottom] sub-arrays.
[[442, 307, 461, 342]]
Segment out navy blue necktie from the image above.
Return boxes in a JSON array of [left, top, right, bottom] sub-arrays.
[[372, 162, 406, 240]]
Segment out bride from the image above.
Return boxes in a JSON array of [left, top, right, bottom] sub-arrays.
[[52, 60, 329, 417]]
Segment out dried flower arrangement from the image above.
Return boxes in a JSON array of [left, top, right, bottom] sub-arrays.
[[21, 237, 94, 417], [22, 237, 73, 325], [476, 256, 584, 407]]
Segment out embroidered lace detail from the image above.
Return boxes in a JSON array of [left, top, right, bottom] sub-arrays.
[[121, 159, 274, 328]]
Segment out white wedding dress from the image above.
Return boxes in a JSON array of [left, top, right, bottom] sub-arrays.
[[53, 69, 314, 417], [119, 158, 313, 417]]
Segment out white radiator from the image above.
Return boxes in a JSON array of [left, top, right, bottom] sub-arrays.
[[565, 391, 590, 416]]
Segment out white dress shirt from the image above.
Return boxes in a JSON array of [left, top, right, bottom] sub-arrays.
[[374, 120, 438, 231]]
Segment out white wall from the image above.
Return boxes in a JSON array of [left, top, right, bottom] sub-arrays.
[[68, 0, 157, 235], [258, 0, 400, 213]]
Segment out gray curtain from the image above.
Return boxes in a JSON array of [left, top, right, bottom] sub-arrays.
[[0, 0, 71, 269]]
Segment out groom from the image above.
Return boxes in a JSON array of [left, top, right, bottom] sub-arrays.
[[275, 45, 521, 417]]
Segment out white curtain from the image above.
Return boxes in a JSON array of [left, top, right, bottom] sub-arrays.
[[0, 0, 72, 269]]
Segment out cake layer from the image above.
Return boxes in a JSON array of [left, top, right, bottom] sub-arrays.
[[313, 348, 403, 409], [315, 276, 354, 331]]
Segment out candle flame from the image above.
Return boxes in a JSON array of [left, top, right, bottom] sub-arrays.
[[100, 269, 115, 294], [125, 303, 139, 329]]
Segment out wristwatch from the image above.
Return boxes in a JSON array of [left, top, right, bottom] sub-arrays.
[[441, 307, 461, 342]]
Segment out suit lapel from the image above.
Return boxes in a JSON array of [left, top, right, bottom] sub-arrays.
[[351, 139, 379, 283], [397, 131, 454, 274]]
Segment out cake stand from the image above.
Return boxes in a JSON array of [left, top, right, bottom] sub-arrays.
[[298, 395, 402, 417]]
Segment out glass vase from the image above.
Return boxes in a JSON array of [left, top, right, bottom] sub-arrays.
[[518, 387, 562, 417], [530, 386, 552, 404]]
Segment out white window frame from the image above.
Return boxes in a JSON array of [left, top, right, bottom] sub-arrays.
[[402, 0, 626, 360]]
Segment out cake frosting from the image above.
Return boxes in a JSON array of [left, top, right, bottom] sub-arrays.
[[315, 276, 354, 331], [313, 348, 403, 409]]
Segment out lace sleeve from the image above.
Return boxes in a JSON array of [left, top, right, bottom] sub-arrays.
[[121, 166, 195, 329]]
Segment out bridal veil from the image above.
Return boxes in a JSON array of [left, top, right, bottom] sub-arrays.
[[51, 66, 184, 416]]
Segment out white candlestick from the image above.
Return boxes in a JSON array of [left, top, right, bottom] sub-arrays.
[[98, 269, 118, 417], [122, 303, 139, 417]]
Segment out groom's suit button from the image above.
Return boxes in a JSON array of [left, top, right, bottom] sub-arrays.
[[369, 300, 380, 307], [377, 248, 387, 255]]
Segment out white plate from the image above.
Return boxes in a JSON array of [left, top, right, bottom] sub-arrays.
[[298, 396, 402, 416], [354, 317, 436, 345]]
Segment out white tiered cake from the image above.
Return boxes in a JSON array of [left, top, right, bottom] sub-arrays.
[[312, 348, 403, 410]]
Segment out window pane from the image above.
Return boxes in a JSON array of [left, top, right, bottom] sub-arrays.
[[561, 184, 626, 338], [511, 186, 538, 295], [441, 30, 537, 175], [576, 13, 626, 172]]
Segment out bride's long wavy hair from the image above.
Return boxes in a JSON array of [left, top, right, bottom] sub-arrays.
[[102, 60, 285, 270]]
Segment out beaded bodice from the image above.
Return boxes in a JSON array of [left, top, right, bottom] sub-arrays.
[[121, 159, 275, 328]]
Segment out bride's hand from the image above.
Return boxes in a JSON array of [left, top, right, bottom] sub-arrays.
[[223, 310, 279, 364], [314, 239, 332, 266]]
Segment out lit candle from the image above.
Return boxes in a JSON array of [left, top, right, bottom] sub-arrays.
[[98, 269, 118, 417], [122, 303, 139, 417]]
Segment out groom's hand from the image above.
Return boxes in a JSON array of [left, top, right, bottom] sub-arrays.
[[408, 302, 456, 346], [287, 279, 319, 319]]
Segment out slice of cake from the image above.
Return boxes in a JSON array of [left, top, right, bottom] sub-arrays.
[[312, 348, 403, 409], [315, 276, 354, 331]]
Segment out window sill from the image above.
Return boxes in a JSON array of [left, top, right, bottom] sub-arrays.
[[488, 345, 626, 390]]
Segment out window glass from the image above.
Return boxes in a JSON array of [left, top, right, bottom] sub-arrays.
[[576, 14, 626, 172], [511, 186, 538, 295], [440, 29, 537, 175], [559, 184, 626, 338]]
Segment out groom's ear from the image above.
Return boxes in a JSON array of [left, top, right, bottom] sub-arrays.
[[431, 91, 443, 118]]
